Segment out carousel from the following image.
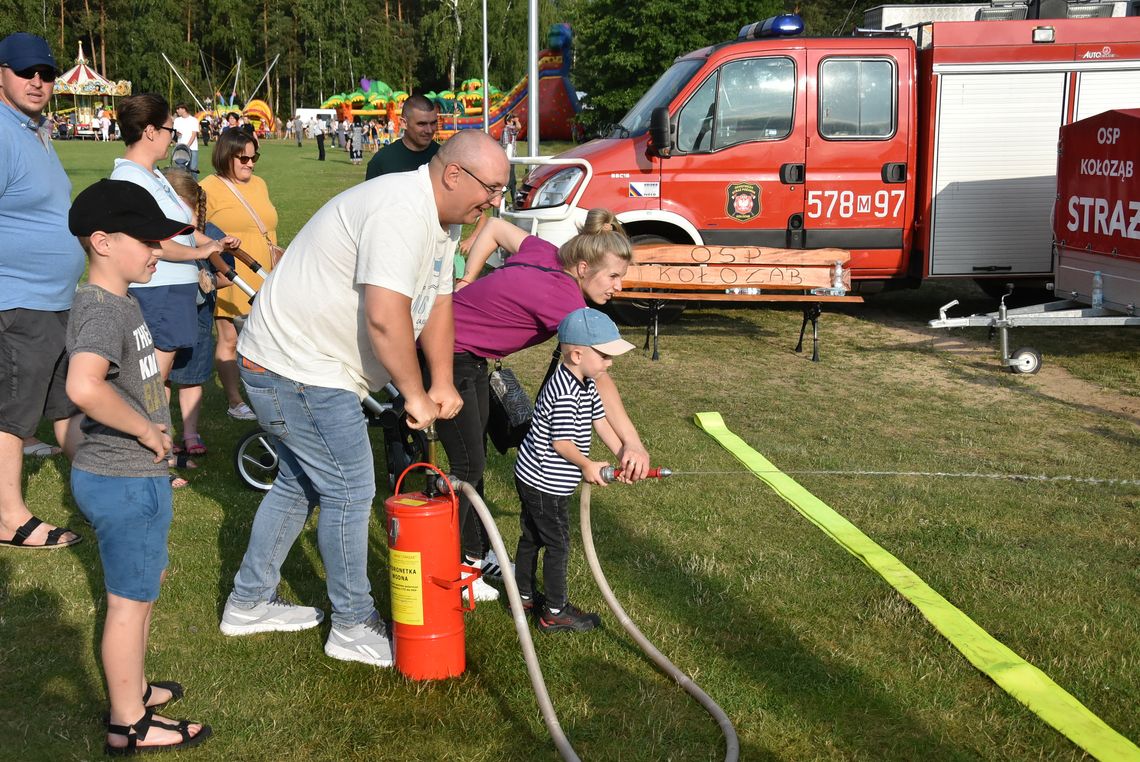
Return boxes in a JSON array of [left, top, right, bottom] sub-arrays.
[[53, 42, 131, 139]]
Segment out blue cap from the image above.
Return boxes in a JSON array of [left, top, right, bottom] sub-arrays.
[[0, 33, 58, 72], [557, 308, 636, 356]]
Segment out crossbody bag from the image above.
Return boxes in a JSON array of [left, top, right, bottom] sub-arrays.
[[218, 177, 285, 267]]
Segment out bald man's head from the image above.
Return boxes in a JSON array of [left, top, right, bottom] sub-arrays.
[[431, 130, 510, 226]]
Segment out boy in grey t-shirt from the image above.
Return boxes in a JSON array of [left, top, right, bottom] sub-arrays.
[[65, 179, 212, 755]]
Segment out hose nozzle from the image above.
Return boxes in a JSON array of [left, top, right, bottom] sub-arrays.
[[600, 466, 672, 484]]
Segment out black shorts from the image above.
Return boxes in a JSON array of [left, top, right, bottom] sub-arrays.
[[0, 308, 78, 437]]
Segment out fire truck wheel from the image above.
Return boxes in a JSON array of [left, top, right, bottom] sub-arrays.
[[606, 235, 687, 326], [234, 428, 280, 491], [1009, 347, 1042, 375]]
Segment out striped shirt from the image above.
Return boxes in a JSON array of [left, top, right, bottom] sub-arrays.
[[515, 364, 606, 496]]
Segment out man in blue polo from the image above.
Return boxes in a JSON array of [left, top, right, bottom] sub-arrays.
[[0, 33, 85, 550]]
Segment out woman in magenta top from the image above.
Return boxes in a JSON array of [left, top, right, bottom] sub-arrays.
[[426, 209, 650, 587]]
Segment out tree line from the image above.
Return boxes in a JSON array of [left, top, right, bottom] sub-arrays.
[[3, 0, 938, 131]]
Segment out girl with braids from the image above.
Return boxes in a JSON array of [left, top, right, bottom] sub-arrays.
[[162, 169, 235, 464], [421, 209, 652, 603]]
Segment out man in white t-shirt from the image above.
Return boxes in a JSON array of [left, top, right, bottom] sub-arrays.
[[221, 130, 509, 668], [172, 103, 200, 173]]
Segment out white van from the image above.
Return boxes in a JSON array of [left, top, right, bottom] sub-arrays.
[[293, 108, 336, 134]]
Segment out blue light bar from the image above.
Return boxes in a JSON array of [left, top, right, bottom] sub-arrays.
[[738, 14, 805, 40]]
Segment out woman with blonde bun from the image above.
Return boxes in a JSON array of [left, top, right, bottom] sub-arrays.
[[422, 209, 651, 599]]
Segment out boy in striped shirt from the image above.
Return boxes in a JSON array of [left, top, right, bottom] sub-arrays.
[[514, 308, 637, 632]]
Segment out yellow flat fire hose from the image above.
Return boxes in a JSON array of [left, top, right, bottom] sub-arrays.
[[695, 412, 1139, 762]]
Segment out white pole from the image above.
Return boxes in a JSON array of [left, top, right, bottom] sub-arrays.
[[481, 0, 489, 132], [247, 54, 281, 103], [527, 0, 538, 156], [160, 53, 207, 111]]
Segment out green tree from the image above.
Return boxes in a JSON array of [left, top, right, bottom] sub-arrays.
[[415, 0, 560, 94], [568, 0, 785, 133]]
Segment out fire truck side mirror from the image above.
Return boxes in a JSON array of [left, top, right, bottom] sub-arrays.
[[649, 107, 673, 159]]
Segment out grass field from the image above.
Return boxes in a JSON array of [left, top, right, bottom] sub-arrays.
[[3, 139, 1138, 761]]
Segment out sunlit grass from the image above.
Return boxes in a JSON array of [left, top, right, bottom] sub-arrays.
[[3, 137, 1137, 761]]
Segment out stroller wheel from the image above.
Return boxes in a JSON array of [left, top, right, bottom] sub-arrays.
[[234, 428, 280, 491]]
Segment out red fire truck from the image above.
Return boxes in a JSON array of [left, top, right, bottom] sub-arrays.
[[505, 2, 1140, 296]]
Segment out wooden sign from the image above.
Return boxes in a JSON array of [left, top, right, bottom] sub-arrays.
[[631, 244, 851, 267], [621, 264, 845, 291]]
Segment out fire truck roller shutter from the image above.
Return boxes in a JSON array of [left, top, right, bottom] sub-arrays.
[[928, 70, 1065, 277]]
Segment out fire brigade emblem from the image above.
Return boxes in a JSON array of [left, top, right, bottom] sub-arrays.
[[726, 182, 761, 222]]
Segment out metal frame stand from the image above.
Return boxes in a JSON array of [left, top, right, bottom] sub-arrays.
[[795, 303, 823, 362], [643, 300, 662, 361], [930, 292, 1140, 374]]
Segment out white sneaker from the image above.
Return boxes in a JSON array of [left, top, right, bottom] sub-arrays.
[[324, 614, 393, 667], [220, 595, 324, 636], [480, 550, 514, 583], [227, 402, 257, 421], [463, 569, 500, 603]]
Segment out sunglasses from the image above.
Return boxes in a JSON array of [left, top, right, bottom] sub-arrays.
[[235, 153, 261, 165], [154, 125, 177, 136], [2, 65, 56, 82]]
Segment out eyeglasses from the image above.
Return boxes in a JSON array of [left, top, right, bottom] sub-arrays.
[[1, 65, 56, 82], [235, 153, 261, 165], [154, 125, 177, 137], [458, 165, 508, 200]]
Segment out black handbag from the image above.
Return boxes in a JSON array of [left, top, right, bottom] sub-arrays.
[[487, 363, 533, 454], [485, 348, 563, 454]]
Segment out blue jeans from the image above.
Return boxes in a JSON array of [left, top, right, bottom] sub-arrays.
[[230, 360, 377, 627]]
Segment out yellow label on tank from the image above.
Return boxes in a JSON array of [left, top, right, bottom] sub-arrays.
[[388, 548, 423, 626], [394, 497, 428, 506]]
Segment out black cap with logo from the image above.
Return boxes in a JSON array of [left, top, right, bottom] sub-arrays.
[[70, 179, 195, 241]]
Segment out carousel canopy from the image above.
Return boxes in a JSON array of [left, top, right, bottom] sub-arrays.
[[54, 42, 131, 97]]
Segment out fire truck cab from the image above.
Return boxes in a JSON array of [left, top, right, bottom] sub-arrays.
[[506, 2, 1140, 290]]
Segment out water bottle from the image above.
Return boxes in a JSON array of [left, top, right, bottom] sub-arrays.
[[1091, 271, 1104, 309]]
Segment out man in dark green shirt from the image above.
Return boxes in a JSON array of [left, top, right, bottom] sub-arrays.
[[365, 95, 440, 180]]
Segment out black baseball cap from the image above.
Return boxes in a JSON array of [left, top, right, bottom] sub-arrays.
[[69, 179, 195, 241]]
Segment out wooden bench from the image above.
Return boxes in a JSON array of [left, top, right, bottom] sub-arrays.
[[612, 244, 864, 361]]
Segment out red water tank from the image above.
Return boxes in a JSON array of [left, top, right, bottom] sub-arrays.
[[385, 466, 478, 680]]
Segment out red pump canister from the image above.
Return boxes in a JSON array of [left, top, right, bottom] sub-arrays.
[[385, 466, 478, 680]]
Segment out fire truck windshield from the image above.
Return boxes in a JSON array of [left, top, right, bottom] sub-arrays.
[[611, 58, 704, 138]]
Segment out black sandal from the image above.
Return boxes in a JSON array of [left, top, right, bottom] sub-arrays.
[[101, 682, 184, 724], [104, 708, 211, 756], [143, 681, 184, 710]]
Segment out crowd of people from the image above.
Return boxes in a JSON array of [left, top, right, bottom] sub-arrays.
[[1, 31, 651, 756]]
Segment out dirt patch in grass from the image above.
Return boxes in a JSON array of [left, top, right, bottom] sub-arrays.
[[864, 312, 1140, 427]]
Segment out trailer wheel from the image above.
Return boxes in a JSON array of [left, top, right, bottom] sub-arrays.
[[1009, 347, 1042, 375], [234, 429, 280, 491], [606, 234, 686, 326]]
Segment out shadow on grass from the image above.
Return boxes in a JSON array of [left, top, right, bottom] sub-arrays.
[[0, 556, 103, 759], [581, 506, 972, 760], [174, 431, 332, 620]]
